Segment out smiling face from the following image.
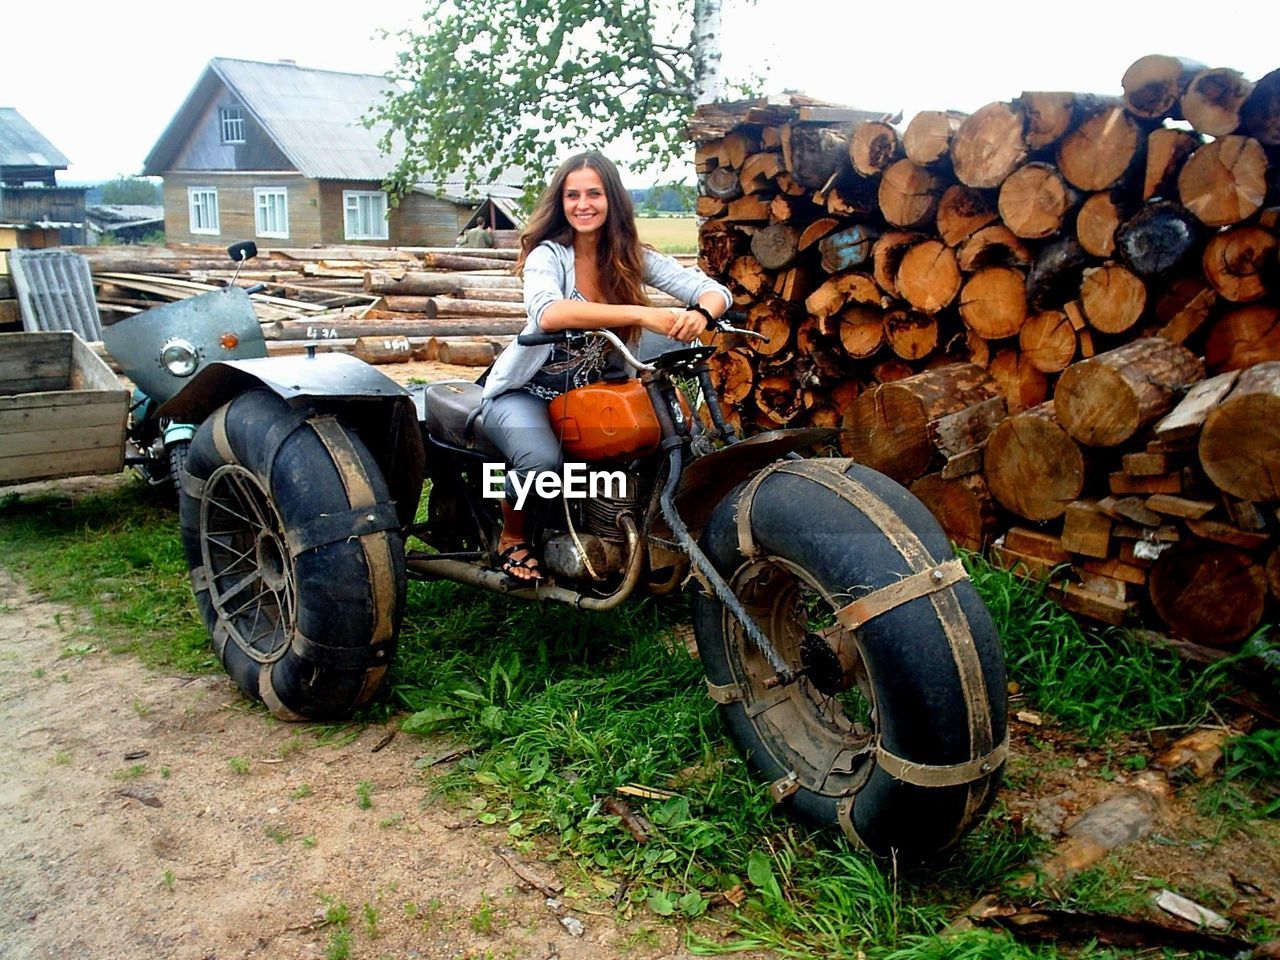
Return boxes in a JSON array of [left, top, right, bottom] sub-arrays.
[[562, 167, 608, 236]]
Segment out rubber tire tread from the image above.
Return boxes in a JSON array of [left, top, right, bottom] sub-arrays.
[[692, 459, 1006, 859], [167, 440, 190, 502], [179, 389, 406, 720]]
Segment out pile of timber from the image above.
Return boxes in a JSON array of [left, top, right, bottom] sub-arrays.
[[78, 244, 535, 366], [80, 243, 701, 368], [690, 59, 1280, 646]]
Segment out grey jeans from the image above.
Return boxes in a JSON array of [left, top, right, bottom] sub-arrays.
[[479, 390, 563, 503]]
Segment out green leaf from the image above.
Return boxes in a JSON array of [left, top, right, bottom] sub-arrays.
[[678, 890, 706, 918], [646, 890, 674, 916], [400, 705, 466, 735], [746, 850, 774, 890]]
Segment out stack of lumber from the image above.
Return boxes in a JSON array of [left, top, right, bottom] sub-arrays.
[[80, 243, 702, 367], [78, 244, 529, 366], [690, 58, 1280, 646]]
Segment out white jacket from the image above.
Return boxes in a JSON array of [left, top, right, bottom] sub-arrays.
[[482, 240, 733, 399]]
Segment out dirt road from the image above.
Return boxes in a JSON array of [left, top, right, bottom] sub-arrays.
[[0, 562, 698, 960]]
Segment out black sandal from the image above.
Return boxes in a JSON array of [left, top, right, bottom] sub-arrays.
[[497, 542, 544, 582]]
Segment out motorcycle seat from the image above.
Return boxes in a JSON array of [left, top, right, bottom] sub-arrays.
[[421, 380, 500, 456]]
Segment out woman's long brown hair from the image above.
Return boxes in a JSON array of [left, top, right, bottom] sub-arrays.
[[514, 151, 649, 307]]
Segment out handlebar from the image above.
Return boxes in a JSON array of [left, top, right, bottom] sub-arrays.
[[516, 328, 654, 372], [243, 282, 267, 296], [515, 308, 764, 362]]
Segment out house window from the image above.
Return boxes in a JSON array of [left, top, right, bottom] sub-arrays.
[[220, 106, 245, 143], [188, 187, 220, 235], [254, 187, 289, 239], [343, 190, 389, 240]]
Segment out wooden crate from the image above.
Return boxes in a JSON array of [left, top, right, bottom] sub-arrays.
[[0, 331, 128, 484]]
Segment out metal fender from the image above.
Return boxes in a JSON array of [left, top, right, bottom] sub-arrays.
[[158, 354, 425, 527], [674, 428, 838, 533]]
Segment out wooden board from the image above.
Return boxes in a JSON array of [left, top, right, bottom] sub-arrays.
[[0, 331, 127, 484]]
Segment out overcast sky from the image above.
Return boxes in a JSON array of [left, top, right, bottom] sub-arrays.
[[3, 0, 1275, 184]]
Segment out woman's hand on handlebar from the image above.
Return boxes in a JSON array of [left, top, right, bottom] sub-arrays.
[[637, 306, 683, 338], [668, 308, 708, 343]]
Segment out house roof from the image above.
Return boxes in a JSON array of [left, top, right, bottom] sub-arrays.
[[144, 58, 405, 181], [0, 108, 70, 169], [145, 58, 525, 198]]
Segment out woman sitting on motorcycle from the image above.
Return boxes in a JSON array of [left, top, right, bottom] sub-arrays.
[[480, 150, 733, 581]]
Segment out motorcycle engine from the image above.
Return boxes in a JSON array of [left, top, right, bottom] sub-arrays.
[[541, 467, 649, 581]]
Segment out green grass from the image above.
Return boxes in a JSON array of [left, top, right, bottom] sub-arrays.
[[0, 482, 212, 673], [636, 216, 697, 254], [3, 480, 1274, 960], [965, 552, 1251, 738]]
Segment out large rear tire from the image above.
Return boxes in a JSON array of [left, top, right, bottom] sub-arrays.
[[178, 390, 406, 720], [693, 458, 1007, 859]]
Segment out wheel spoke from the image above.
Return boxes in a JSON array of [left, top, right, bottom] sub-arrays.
[[205, 535, 256, 571], [199, 463, 298, 665], [230, 471, 274, 533], [213, 567, 264, 607], [209, 500, 258, 530], [224, 585, 271, 621]]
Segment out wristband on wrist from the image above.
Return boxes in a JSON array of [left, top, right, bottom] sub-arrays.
[[687, 302, 715, 324]]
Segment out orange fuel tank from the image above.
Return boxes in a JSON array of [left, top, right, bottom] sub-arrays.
[[549, 380, 689, 460]]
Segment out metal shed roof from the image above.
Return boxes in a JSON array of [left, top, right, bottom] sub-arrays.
[[0, 108, 70, 169]]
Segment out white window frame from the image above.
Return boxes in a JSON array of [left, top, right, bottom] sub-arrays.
[[343, 190, 389, 241], [253, 187, 289, 239], [220, 105, 245, 143], [187, 186, 220, 235]]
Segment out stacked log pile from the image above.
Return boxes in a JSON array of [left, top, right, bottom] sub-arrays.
[[690, 59, 1280, 646]]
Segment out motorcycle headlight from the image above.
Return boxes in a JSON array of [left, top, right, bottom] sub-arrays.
[[160, 338, 199, 377]]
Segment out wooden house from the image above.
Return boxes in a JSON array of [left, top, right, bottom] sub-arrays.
[[143, 58, 520, 248], [0, 108, 87, 260]]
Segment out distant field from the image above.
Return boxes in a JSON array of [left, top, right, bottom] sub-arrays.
[[636, 216, 697, 253]]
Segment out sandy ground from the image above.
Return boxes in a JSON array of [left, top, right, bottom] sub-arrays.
[[0, 556, 718, 960], [0, 360, 733, 960]]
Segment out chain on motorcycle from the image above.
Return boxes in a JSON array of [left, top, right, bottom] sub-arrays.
[[656, 455, 794, 683]]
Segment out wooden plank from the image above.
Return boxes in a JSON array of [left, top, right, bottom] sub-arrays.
[[1047, 582, 1134, 625], [0, 423, 124, 458], [1096, 495, 1162, 526], [1185, 518, 1273, 550], [1145, 494, 1216, 519], [1079, 556, 1150, 585], [1113, 523, 1180, 541], [1061, 500, 1112, 558], [0, 389, 125, 413], [0, 401, 124, 433], [0, 445, 123, 483], [1004, 527, 1071, 564], [1078, 572, 1133, 601], [989, 543, 1057, 580], [69, 335, 124, 392], [0, 374, 66, 394], [1153, 371, 1239, 441], [1109, 471, 1182, 495], [1122, 451, 1168, 475]]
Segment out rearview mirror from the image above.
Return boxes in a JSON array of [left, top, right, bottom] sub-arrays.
[[226, 240, 258, 263]]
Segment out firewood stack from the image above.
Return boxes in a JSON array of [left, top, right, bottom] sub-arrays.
[[689, 58, 1280, 646]]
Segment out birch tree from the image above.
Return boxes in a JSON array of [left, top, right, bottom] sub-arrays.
[[371, 0, 736, 197]]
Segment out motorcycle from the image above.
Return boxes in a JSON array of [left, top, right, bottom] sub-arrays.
[[158, 314, 1008, 858], [101, 241, 267, 494]]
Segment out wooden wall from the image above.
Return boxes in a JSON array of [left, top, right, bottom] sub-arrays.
[[170, 94, 292, 173], [161, 173, 321, 246], [160, 174, 476, 248], [317, 181, 474, 247]]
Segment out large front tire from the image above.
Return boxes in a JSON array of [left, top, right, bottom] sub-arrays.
[[178, 390, 406, 720], [693, 458, 1007, 859]]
